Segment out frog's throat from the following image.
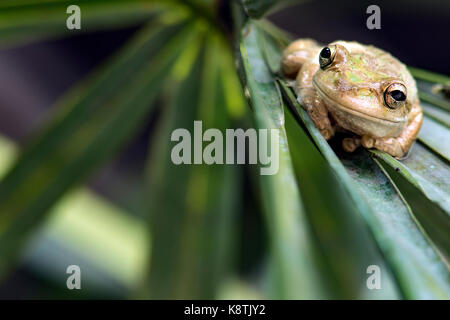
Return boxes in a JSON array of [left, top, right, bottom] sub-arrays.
[[313, 83, 404, 124]]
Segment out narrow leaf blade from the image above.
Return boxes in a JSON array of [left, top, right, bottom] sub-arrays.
[[0, 20, 194, 275]]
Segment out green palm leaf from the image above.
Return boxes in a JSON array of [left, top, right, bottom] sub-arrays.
[[0, 18, 194, 275], [239, 21, 327, 299], [256, 20, 450, 298], [146, 32, 243, 299], [240, 0, 299, 19], [0, 0, 172, 45]]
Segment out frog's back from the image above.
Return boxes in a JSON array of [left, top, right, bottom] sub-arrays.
[[331, 40, 418, 103]]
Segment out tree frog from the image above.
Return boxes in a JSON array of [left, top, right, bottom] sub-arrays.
[[282, 39, 423, 158]]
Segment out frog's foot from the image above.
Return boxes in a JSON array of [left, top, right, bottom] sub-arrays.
[[361, 110, 423, 159], [361, 135, 404, 158], [299, 88, 335, 140], [342, 137, 361, 153], [320, 127, 334, 140], [282, 39, 320, 78]]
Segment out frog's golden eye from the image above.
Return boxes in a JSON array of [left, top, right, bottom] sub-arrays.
[[384, 83, 407, 109], [319, 45, 336, 69]]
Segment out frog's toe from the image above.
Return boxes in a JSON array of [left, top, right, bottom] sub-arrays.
[[361, 135, 375, 148], [342, 137, 361, 152], [362, 136, 405, 158], [320, 128, 334, 140], [377, 140, 404, 158]]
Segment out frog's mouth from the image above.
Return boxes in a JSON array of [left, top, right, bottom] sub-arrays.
[[313, 81, 405, 124]]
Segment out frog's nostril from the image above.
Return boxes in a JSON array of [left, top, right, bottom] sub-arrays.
[[391, 90, 406, 101]]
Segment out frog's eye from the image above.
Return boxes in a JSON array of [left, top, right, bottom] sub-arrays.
[[384, 83, 407, 109], [319, 45, 336, 69]]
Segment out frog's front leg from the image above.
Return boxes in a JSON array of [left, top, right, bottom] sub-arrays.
[[299, 87, 335, 140], [295, 61, 335, 139], [283, 41, 335, 140], [362, 103, 423, 158]]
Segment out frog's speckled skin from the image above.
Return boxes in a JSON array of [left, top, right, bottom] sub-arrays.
[[282, 39, 423, 158]]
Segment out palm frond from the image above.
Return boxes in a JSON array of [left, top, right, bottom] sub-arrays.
[[146, 31, 243, 299], [260, 20, 450, 299], [0, 18, 194, 276], [239, 21, 327, 299]]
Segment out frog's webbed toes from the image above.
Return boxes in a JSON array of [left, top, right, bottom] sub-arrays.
[[342, 137, 361, 152], [361, 135, 375, 148], [361, 135, 404, 158], [320, 128, 334, 140]]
